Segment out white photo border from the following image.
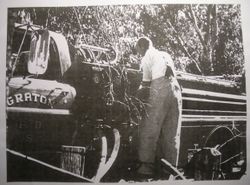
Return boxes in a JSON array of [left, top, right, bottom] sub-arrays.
[[0, 0, 249, 185]]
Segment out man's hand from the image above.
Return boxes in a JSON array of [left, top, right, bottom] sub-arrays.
[[137, 81, 151, 102]]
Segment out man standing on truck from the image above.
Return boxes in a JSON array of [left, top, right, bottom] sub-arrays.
[[135, 37, 182, 180]]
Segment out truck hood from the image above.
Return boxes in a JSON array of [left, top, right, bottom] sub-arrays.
[[7, 77, 76, 112]]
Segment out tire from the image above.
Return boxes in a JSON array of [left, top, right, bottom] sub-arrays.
[[204, 125, 246, 180]]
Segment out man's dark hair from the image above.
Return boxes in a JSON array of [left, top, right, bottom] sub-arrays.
[[137, 37, 150, 50]]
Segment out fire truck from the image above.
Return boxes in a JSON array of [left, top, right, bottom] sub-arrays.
[[6, 23, 246, 182]]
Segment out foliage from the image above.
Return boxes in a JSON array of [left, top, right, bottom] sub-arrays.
[[7, 4, 244, 76]]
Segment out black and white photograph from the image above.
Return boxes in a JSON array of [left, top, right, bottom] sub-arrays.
[[1, 0, 249, 184]]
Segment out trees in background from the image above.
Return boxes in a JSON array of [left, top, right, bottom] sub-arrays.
[[7, 4, 244, 76], [137, 4, 244, 76]]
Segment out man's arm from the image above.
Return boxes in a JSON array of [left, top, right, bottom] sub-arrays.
[[163, 52, 176, 77]]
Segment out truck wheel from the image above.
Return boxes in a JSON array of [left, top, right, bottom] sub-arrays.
[[204, 125, 246, 180]]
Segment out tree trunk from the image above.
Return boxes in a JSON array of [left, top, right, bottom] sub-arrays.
[[188, 5, 218, 75]]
